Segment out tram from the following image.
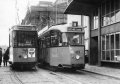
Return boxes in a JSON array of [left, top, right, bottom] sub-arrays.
[[38, 23, 85, 71], [9, 25, 38, 69]]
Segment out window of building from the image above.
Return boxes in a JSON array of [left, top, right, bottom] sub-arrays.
[[115, 10, 120, 22], [106, 0, 110, 14], [111, 34, 114, 49], [92, 9, 98, 29], [106, 35, 110, 60], [101, 32, 120, 62], [111, 13, 115, 24], [115, 0, 120, 10], [101, 0, 120, 27], [111, 0, 115, 12], [101, 16, 106, 26], [115, 34, 120, 49], [106, 14, 111, 25], [102, 2, 105, 16], [110, 34, 114, 61], [101, 35, 105, 60], [115, 34, 120, 61]]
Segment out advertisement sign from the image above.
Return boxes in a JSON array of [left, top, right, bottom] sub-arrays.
[[28, 48, 35, 57]]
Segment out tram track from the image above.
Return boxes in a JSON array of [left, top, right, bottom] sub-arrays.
[[10, 67, 24, 84], [36, 67, 120, 84], [10, 74, 24, 84], [49, 71, 88, 84], [34, 70, 56, 83], [53, 69, 120, 84], [37, 68, 87, 84], [8, 66, 120, 84]]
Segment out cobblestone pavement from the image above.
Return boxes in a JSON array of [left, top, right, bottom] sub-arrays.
[[0, 66, 23, 84], [56, 69, 120, 84], [1, 63, 120, 84], [0, 65, 82, 84], [14, 68, 83, 84]]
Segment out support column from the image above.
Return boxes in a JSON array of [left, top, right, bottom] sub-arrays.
[[98, 7, 101, 66], [88, 16, 91, 64]]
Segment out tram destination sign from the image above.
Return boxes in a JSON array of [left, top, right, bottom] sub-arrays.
[[67, 27, 82, 31], [13, 25, 36, 31]]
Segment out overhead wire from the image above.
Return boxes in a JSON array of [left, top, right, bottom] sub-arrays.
[[15, 0, 20, 25], [14, 0, 31, 25]]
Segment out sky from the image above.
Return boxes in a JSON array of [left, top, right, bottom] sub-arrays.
[[0, 0, 56, 46]]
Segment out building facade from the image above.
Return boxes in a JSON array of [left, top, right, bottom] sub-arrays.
[[65, 0, 120, 67], [22, 1, 67, 31], [22, 0, 89, 60]]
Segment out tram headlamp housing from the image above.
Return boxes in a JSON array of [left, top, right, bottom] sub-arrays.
[[23, 55, 27, 59], [75, 55, 80, 60]]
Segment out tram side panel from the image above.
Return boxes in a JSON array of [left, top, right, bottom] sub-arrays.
[[70, 46, 85, 69], [9, 47, 13, 64], [57, 47, 71, 66], [43, 48, 50, 64], [13, 48, 37, 62], [49, 47, 71, 67], [9, 48, 37, 68], [44, 46, 85, 69]]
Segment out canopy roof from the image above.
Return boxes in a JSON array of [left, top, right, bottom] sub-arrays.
[[64, 0, 105, 16]]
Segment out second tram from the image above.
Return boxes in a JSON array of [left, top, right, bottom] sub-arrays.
[[38, 23, 85, 71], [9, 25, 38, 69]]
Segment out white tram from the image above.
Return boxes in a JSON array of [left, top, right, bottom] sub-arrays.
[[9, 25, 38, 69], [38, 23, 85, 71]]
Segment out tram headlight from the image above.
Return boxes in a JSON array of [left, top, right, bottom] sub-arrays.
[[75, 55, 80, 60], [23, 55, 27, 59]]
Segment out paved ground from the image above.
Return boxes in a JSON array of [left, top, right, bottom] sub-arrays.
[[84, 64, 120, 79], [1, 62, 120, 84], [1, 62, 120, 79]]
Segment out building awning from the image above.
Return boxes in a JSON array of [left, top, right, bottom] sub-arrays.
[[64, 0, 105, 16]]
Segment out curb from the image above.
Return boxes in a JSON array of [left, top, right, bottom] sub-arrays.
[[81, 69, 120, 80]]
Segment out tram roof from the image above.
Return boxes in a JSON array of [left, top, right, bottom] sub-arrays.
[[38, 23, 85, 36], [38, 24, 68, 36], [49, 24, 69, 32], [49, 24, 85, 32], [10, 25, 37, 31], [12, 25, 36, 27]]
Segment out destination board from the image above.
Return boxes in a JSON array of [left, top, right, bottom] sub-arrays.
[[12, 25, 36, 31], [67, 27, 82, 31]]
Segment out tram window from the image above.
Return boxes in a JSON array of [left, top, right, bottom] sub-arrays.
[[40, 39, 43, 48], [46, 33, 50, 47], [38, 39, 41, 48], [58, 32, 62, 46], [62, 33, 68, 46], [40, 40, 42, 48], [42, 37, 46, 48], [41, 40, 43, 48], [10, 32, 13, 47], [50, 30, 59, 47], [13, 31, 17, 47], [66, 33, 84, 45], [17, 31, 37, 47]]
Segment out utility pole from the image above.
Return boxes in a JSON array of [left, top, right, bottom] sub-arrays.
[[15, 0, 20, 25], [55, 2, 57, 24]]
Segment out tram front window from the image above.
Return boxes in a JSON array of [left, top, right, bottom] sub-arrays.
[[13, 31, 37, 47], [62, 33, 84, 46]]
